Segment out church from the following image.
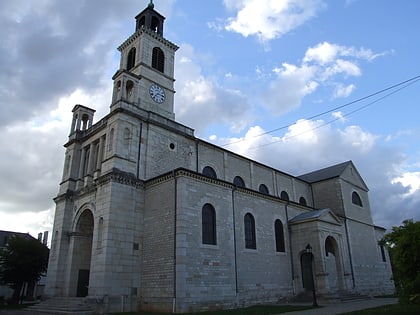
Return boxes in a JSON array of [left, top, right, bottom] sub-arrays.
[[45, 2, 395, 313]]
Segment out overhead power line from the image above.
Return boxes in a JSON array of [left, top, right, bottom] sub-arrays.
[[221, 74, 420, 148]]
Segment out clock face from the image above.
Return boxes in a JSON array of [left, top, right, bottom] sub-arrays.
[[149, 84, 165, 103]]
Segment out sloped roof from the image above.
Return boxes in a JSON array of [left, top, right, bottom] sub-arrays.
[[289, 208, 341, 225], [298, 161, 352, 183]]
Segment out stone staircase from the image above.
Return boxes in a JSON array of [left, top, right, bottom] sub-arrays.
[[292, 291, 371, 304], [24, 297, 94, 315], [339, 292, 371, 302]]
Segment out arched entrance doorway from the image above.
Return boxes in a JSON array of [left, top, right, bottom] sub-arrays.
[[324, 236, 344, 292], [70, 210, 94, 297]]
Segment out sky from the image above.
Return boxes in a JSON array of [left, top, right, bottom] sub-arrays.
[[0, 0, 419, 242]]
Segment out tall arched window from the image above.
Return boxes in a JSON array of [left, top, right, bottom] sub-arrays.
[[299, 197, 307, 206], [274, 219, 285, 252], [233, 176, 245, 188], [152, 47, 164, 72], [244, 213, 256, 249], [202, 166, 217, 179], [280, 191, 289, 201], [352, 191, 363, 207], [127, 47, 136, 70], [202, 204, 216, 245]]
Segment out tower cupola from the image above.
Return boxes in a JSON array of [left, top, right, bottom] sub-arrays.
[[135, 0, 165, 36]]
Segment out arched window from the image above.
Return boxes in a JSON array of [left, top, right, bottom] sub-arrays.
[[202, 166, 217, 179], [81, 114, 89, 130], [233, 176, 245, 188], [126, 80, 134, 100], [280, 191, 289, 201], [202, 204, 216, 245], [152, 47, 164, 72], [259, 184, 269, 195], [137, 16, 145, 29], [352, 191, 363, 207], [274, 219, 285, 252], [127, 47, 136, 70], [299, 197, 307, 206], [244, 213, 256, 249], [151, 16, 160, 32], [114, 80, 122, 101], [325, 236, 335, 257]]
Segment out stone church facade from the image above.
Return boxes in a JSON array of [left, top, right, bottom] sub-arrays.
[[45, 2, 394, 313]]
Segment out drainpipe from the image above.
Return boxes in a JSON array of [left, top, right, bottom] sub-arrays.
[[172, 170, 178, 312], [285, 202, 296, 294], [231, 187, 238, 293]]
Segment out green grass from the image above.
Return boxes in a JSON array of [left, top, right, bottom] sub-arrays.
[[110, 305, 314, 315], [341, 303, 420, 315]]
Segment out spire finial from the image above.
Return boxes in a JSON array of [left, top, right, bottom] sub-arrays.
[[148, 0, 154, 9]]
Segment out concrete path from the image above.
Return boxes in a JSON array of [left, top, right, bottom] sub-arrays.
[[286, 298, 398, 315], [0, 298, 398, 315]]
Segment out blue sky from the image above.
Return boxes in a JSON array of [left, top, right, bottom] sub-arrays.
[[0, 0, 419, 241]]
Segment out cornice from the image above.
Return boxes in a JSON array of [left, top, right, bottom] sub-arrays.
[[118, 26, 179, 52], [96, 168, 144, 189]]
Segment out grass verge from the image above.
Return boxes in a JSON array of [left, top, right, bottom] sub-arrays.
[[341, 303, 420, 315]]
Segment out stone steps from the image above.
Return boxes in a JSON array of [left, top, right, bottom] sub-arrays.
[[24, 297, 94, 315], [339, 292, 371, 302]]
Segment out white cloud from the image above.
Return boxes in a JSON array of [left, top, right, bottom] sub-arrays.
[[333, 83, 356, 98], [174, 44, 254, 134], [222, 0, 325, 42], [332, 111, 347, 122], [303, 42, 384, 64], [264, 63, 318, 115], [218, 120, 420, 229], [392, 172, 420, 195], [260, 41, 387, 115]]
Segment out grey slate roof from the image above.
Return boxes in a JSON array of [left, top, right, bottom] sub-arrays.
[[289, 208, 330, 224], [289, 208, 341, 225], [298, 160, 352, 183]]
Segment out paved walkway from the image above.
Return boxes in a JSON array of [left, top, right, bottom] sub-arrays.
[[0, 298, 398, 315], [286, 298, 398, 315]]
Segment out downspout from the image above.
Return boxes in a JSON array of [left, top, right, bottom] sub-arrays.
[[172, 170, 178, 312], [285, 202, 296, 294], [136, 123, 143, 179], [231, 187, 238, 293], [344, 217, 356, 288]]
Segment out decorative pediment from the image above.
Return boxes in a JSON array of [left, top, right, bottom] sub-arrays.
[[289, 208, 342, 226], [298, 160, 368, 191]]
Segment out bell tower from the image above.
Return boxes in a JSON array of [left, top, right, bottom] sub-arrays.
[[111, 0, 178, 120]]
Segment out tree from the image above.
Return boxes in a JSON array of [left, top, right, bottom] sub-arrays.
[[0, 235, 49, 304], [380, 219, 420, 303]]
